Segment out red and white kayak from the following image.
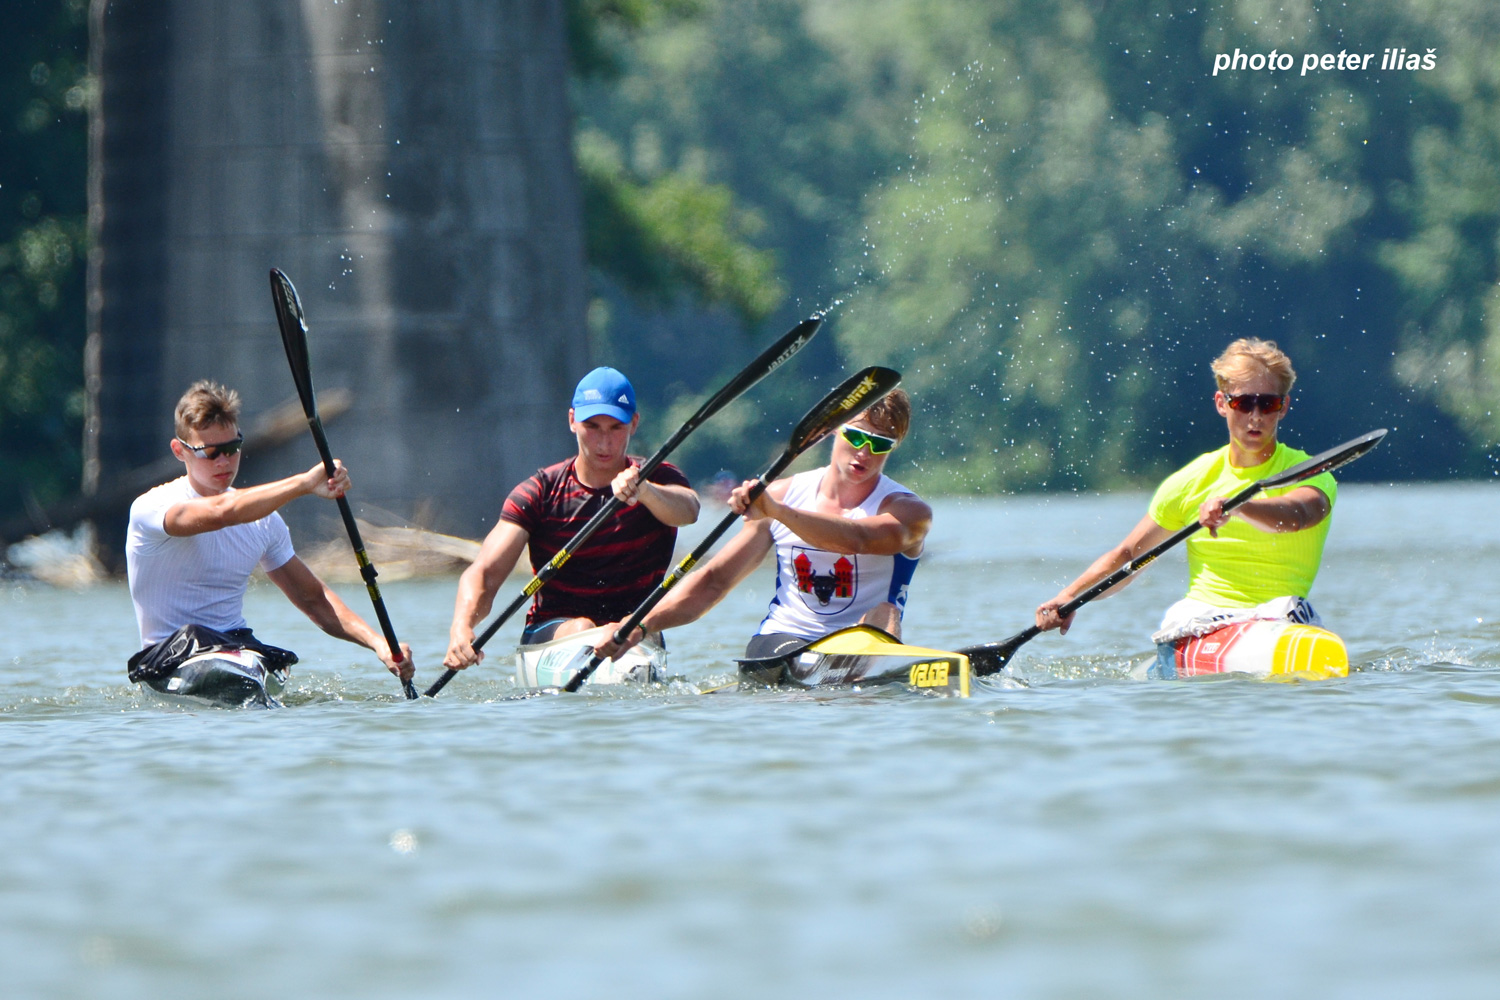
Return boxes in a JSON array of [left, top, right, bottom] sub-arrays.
[[1156, 619, 1348, 680]]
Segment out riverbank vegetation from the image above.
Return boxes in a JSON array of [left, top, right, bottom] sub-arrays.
[[4, 0, 1498, 527]]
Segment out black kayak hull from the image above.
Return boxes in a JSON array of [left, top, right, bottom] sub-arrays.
[[140, 648, 289, 709], [738, 625, 970, 696]]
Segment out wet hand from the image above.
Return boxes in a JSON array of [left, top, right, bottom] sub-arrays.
[[1198, 496, 1232, 538], [443, 629, 484, 670], [306, 459, 351, 499], [1035, 598, 1076, 634], [612, 465, 646, 506], [380, 642, 415, 681], [593, 621, 645, 661], [728, 479, 772, 521]]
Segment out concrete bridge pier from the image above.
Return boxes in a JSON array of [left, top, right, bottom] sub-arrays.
[[86, 0, 587, 567]]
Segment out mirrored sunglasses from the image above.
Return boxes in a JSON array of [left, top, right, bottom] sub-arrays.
[[839, 424, 897, 455], [1224, 393, 1287, 415], [177, 431, 245, 460]]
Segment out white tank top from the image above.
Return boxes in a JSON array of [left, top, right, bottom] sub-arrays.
[[758, 467, 921, 638]]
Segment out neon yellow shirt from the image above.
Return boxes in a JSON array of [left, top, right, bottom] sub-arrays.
[[1147, 442, 1338, 607]]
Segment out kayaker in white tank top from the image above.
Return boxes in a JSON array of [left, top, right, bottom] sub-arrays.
[[759, 467, 920, 637], [590, 390, 934, 665]]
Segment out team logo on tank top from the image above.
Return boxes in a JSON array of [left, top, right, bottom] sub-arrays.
[[791, 548, 857, 614]]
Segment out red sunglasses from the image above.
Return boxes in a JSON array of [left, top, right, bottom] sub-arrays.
[[1224, 393, 1287, 415]]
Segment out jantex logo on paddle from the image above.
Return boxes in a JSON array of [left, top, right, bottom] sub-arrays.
[[839, 373, 880, 411], [767, 334, 809, 372]]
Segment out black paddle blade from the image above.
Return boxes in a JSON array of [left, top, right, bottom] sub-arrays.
[[957, 633, 1030, 677], [1260, 428, 1388, 490], [790, 366, 902, 454], [697, 316, 822, 426], [269, 269, 318, 421]]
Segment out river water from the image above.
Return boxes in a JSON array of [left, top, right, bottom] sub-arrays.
[[3, 483, 1499, 999]]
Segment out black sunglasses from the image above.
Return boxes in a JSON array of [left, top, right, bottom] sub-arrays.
[[1224, 393, 1287, 415], [177, 431, 245, 460]]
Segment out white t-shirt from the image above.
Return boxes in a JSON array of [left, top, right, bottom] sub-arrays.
[[126, 477, 296, 646], [758, 468, 921, 638]]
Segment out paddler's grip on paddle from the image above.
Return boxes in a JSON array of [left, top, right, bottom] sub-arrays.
[[376, 641, 415, 681], [593, 623, 646, 662], [727, 478, 772, 520], [1035, 599, 1077, 635], [443, 625, 485, 670]]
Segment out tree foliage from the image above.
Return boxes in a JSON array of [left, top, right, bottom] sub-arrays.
[[582, 0, 1500, 488], [567, 0, 784, 330], [6, 0, 1500, 526], [0, 0, 89, 517], [830, 0, 1500, 490]]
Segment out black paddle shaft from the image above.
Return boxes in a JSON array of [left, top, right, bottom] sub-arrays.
[[959, 428, 1389, 676], [422, 315, 824, 698], [269, 269, 416, 699], [564, 366, 903, 692]]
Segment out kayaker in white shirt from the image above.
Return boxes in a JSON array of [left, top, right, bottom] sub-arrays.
[[126, 380, 413, 681]]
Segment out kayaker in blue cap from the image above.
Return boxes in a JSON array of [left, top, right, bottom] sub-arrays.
[[444, 367, 701, 671]]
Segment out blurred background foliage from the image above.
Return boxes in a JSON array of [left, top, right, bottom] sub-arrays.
[[0, 0, 89, 520], [4, 0, 1500, 525], [580, 0, 1500, 491]]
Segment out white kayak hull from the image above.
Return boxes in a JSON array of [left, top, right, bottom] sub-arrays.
[[1154, 619, 1348, 680], [140, 647, 289, 708], [515, 625, 666, 689]]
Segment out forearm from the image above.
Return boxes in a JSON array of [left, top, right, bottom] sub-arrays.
[[766, 502, 907, 555], [639, 482, 700, 527], [1057, 545, 1136, 604], [180, 475, 310, 533], [451, 564, 500, 633], [299, 586, 380, 650], [640, 570, 729, 631], [1234, 494, 1328, 533], [641, 534, 770, 632]]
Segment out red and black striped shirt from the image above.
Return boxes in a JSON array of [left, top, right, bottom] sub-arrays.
[[501, 457, 692, 627]]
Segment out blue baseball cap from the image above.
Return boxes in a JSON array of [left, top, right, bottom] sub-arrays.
[[571, 367, 637, 423]]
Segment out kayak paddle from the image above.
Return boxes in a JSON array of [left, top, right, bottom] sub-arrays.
[[423, 314, 824, 697], [269, 268, 417, 700], [565, 365, 903, 692], [958, 427, 1389, 677]]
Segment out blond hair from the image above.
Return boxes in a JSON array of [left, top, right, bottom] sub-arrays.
[[1211, 338, 1296, 395], [863, 387, 911, 440], [174, 380, 241, 438]]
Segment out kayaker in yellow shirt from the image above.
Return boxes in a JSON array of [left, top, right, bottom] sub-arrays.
[[1035, 338, 1338, 646]]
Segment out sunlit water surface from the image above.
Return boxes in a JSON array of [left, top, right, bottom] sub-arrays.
[[4, 483, 1500, 998]]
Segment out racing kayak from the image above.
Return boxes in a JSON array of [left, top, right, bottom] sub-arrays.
[[1152, 619, 1348, 680], [139, 646, 289, 708], [516, 625, 666, 689], [128, 624, 297, 709], [736, 625, 971, 696]]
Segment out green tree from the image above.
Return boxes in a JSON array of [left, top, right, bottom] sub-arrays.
[[0, 0, 89, 520], [569, 0, 785, 330], [1377, 0, 1500, 461], [573, 0, 902, 475], [832, 0, 1489, 490]]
